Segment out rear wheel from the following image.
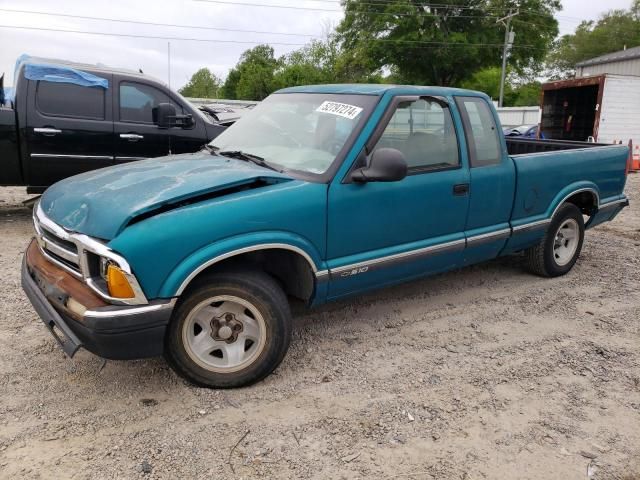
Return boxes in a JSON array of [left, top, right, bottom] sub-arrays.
[[524, 203, 585, 277], [165, 270, 292, 388]]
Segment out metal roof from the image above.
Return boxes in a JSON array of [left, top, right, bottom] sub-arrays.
[[277, 83, 488, 98], [576, 46, 640, 67]]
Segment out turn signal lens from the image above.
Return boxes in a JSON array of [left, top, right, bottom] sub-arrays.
[[106, 264, 135, 299]]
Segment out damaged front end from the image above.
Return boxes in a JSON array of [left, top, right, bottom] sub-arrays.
[[22, 205, 174, 359]]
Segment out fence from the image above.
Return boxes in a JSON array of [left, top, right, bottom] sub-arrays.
[[495, 106, 541, 128], [185, 97, 258, 108], [187, 98, 542, 131]]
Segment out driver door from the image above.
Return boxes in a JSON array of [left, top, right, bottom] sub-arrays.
[[113, 79, 179, 163], [326, 96, 470, 299]]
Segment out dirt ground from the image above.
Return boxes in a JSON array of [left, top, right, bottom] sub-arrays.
[[0, 175, 639, 480]]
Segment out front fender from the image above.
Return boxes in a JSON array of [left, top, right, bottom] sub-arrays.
[[158, 231, 327, 298]]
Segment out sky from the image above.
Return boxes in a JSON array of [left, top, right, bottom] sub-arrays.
[[0, 0, 635, 90]]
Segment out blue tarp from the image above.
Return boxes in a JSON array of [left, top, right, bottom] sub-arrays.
[[14, 54, 109, 91], [2, 87, 14, 105]]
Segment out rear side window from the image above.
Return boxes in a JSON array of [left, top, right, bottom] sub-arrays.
[[36, 81, 105, 120], [119, 82, 182, 124], [456, 97, 501, 167], [374, 98, 459, 172]]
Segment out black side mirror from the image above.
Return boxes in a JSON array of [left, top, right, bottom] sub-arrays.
[[154, 103, 194, 129], [178, 114, 194, 128], [154, 103, 177, 129], [351, 148, 408, 183]]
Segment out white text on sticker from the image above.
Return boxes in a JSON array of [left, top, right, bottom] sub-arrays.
[[316, 101, 363, 120]]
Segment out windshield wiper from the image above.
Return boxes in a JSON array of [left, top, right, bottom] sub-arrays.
[[218, 150, 283, 173], [203, 144, 219, 154]]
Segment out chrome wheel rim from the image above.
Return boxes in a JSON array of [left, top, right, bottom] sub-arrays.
[[182, 295, 267, 373], [553, 219, 579, 266]]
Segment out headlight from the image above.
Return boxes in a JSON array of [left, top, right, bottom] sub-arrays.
[[99, 256, 111, 281]]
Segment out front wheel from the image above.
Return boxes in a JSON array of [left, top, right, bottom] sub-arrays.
[[524, 203, 585, 277], [165, 270, 292, 388]]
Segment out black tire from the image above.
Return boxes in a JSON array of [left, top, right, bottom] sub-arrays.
[[524, 203, 585, 277], [164, 269, 292, 388]]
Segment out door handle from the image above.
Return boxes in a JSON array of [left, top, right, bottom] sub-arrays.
[[120, 133, 144, 141], [453, 183, 469, 196], [34, 127, 61, 135]]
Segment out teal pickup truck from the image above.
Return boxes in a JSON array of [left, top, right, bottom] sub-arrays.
[[22, 85, 629, 388]]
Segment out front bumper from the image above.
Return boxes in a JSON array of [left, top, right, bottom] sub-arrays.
[[22, 240, 174, 360]]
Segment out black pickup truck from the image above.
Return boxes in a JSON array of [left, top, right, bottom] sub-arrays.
[[1, 57, 227, 193]]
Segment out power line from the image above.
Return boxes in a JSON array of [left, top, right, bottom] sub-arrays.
[[193, 0, 582, 21], [0, 7, 320, 38], [307, 0, 585, 21], [0, 24, 546, 49], [192, 0, 343, 12], [192, 0, 500, 17], [1, 4, 575, 35], [0, 25, 310, 45]]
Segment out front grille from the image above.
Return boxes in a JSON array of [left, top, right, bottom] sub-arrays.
[[41, 228, 78, 255], [34, 215, 82, 275], [32, 203, 148, 306]]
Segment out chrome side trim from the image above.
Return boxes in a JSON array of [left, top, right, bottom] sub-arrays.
[[84, 299, 176, 319], [330, 238, 466, 276], [466, 228, 511, 245], [30, 153, 114, 160], [176, 243, 320, 296], [315, 270, 330, 279], [512, 219, 551, 233]]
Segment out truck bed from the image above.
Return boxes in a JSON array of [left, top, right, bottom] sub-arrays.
[[506, 137, 612, 155], [508, 141, 629, 231]]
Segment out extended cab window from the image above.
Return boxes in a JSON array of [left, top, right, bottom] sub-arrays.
[[456, 97, 501, 167], [374, 98, 459, 171], [119, 82, 182, 124], [36, 81, 105, 120]]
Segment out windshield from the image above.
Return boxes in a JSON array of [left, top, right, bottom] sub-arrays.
[[208, 93, 378, 176]]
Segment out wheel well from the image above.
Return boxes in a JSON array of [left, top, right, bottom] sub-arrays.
[[563, 190, 598, 216], [184, 249, 316, 302]]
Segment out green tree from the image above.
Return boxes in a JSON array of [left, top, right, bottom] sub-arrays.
[[220, 45, 280, 100], [273, 39, 339, 88], [336, 0, 559, 86], [178, 68, 221, 98], [547, 0, 640, 78], [461, 66, 504, 99], [511, 81, 541, 106], [276, 35, 386, 88], [460, 67, 541, 106], [220, 68, 241, 99]]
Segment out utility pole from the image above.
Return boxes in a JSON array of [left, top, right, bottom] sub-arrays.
[[167, 42, 171, 88], [497, 10, 518, 108]]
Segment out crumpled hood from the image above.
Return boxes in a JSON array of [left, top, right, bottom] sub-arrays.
[[39, 152, 293, 240]]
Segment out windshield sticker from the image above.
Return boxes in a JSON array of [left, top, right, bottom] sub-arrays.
[[316, 101, 363, 120]]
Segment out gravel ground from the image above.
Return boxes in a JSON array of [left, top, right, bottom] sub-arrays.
[[1, 175, 639, 480]]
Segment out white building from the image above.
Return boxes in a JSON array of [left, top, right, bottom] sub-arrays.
[[576, 46, 640, 77]]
